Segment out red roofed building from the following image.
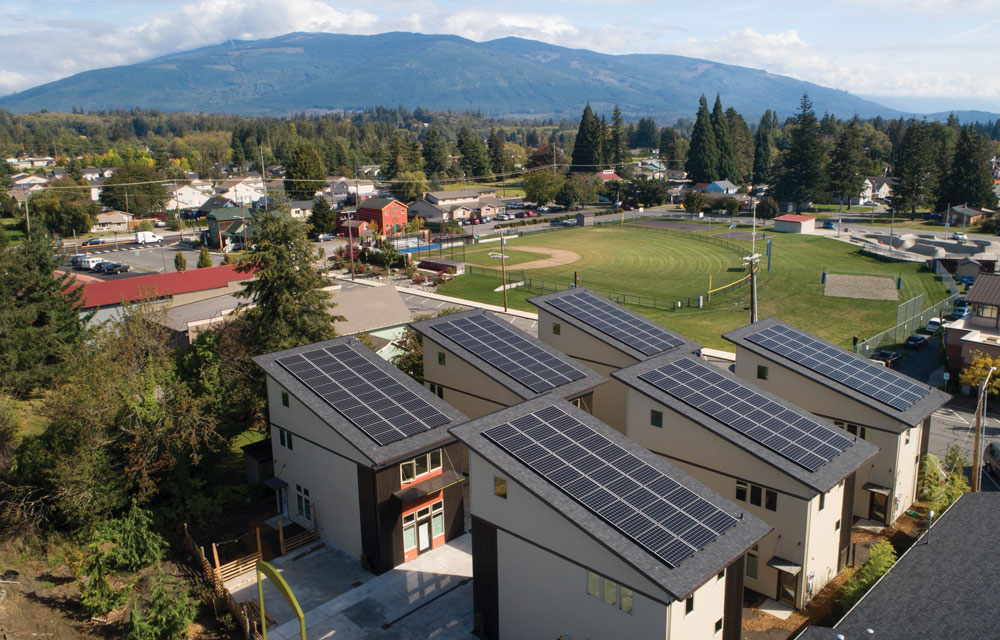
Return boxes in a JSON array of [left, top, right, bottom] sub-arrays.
[[595, 169, 622, 182], [773, 214, 816, 234], [76, 264, 251, 311], [355, 197, 408, 235]]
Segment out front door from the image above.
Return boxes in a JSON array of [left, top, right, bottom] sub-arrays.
[[777, 571, 797, 607], [278, 487, 288, 517], [417, 520, 432, 552], [869, 491, 888, 523]]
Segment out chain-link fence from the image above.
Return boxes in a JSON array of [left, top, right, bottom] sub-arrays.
[[857, 292, 960, 356]]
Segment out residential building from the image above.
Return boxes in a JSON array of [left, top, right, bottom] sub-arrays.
[[528, 287, 700, 432], [773, 214, 816, 233], [214, 176, 266, 205], [287, 200, 315, 219], [206, 207, 253, 249], [423, 188, 497, 208], [614, 352, 879, 608], [723, 319, 950, 526], [338, 218, 374, 238], [796, 493, 1000, 640], [410, 309, 606, 420], [356, 198, 408, 235], [706, 180, 738, 195], [5, 156, 55, 169], [253, 337, 468, 573], [326, 177, 376, 204], [941, 204, 994, 227], [944, 272, 1000, 372], [166, 181, 213, 211], [862, 176, 895, 203], [90, 210, 133, 233], [195, 196, 236, 218], [595, 169, 623, 182], [450, 396, 771, 640], [11, 173, 50, 190]]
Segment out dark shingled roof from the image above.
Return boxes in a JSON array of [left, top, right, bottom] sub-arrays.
[[795, 492, 1000, 640], [967, 272, 1000, 306], [723, 318, 951, 430], [410, 309, 606, 401], [449, 396, 772, 601], [253, 336, 467, 468], [612, 351, 879, 493]]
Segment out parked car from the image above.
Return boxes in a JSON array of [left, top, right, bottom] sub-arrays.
[[537, 206, 551, 213], [514, 211, 530, 219], [958, 276, 976, 286], [91, 261, 113, 273], [153, 219, 167, 227], [985, 442, 1000, 478], [76, 256, 104, 270], [103, 263, 129, 274], [872, 351, 902, 368], [923, 213, 943, 221], [70, 253, 89, 266], [316, 233, 334, 242], [135, 231, 163, 244], [82, 238, 104, 246], [903, 335, 928, 349], [947, 308, 970, 321], [822, 220, 836, 230], [952, 232, 967, 241], [925, 318, 943, 333]]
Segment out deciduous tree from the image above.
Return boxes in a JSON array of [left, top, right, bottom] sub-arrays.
[[100, 164, 168, 217]]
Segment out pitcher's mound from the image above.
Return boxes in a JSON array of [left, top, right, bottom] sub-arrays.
[[824, 274, 898, 300]]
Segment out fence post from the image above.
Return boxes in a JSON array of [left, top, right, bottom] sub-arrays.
[[255, 527, 262, 557], [278, 517, 285, 556]]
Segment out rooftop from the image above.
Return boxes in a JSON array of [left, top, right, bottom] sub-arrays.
[[358, 197, 405, 211], [253, 336, 467, 468], [449, 396, 771, 601], [967, 272, 1000, 306], [774, 214, 815, 222], [75, 264, 250, 309]]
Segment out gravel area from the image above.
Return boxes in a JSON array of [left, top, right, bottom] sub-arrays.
[[824, 274, 899, 300]]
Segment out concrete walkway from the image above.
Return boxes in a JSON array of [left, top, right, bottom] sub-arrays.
[[265, 534, 475, 640]]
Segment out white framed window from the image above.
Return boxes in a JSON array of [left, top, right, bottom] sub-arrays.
[[432, 501, 444, 537], [295, 484, 311, 521], [585, 570, 633, 616], [278, 428, 293, 450], [403, 513, 416, 550], [400, 449, 443, 484]]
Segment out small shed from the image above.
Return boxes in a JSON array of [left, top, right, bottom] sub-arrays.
[[417, 257, 465, 275], [576, 211, 596, 227], [240, 438, 274, 485], [774, 214, 816, 234], [956, 257, 983, 280]]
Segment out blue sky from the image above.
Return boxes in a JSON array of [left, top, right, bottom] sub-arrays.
[[3, 0, 999, 111]]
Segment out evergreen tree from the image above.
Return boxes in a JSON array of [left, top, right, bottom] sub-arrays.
[[283, 140, 327, 201], [487, 129, 506, 175], [173, 251, 186, 272], [124, 564, 196, 640], [773, 94, 827, 212], [235, 212, 342, 354], [421, 126, 450, 177], [829, 117, 866, 212], [753, 110, 778, 184], [633, 118, 659, 151], [726, 108, 754, 183], [610, 106, 628, 172], [659, 128, 684, 169], [685, 96, 719, 183], [891, 120, 937, 218], [937, 126, 996, 210], [197, 246, 212, 268], [711, 96, 739, 182], [308, 198, 337, 236], [571, 104, 604, 172], [456, 127, 493, 181]]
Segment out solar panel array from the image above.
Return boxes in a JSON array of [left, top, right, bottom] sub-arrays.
[[746, 324, 929, 411], [431, 314, 586, 393], [638, 358, 853, 472], [483, 405, 738, 568], [277, 343, 451, 446], [548, 290, 684, 356]]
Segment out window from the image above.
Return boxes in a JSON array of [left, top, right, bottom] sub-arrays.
[[978, 304, 998, 319], [717, 569, 725, 581], [278, 428, 293, 451], [765, 489, 777, 512], [281, 391, 289, 407], [585, 571, 633, 616], [835, 519, 841, 531], [587, 571, 601, 599], [750, 484, 762, 507], [431, 502, 444, 537], [715, 619, 723, 635], [553, 322, 561, 336], [494, 476, 507, 499], [736, 480, 747, 502], [603, 578, 617, 607], [400, 449, 443, 484], [438, 351, 446, 366], [838, 421, 869, 441], [747, 546, 758, 580], [905, 428, 911, 445], [757, 365, 768, 380], [403, 513, 416, 550], [685, 596, 694, 615], [650, 410, 663, 429], [429, 383, 444, 399], [295, 484, 311, 521], [818, 493, 825, 511]]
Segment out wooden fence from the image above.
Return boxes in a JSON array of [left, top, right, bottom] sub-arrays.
[[183, 523, 257, 639], [278, 507, 320, 556]]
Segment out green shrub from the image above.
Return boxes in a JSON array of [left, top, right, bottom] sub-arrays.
[[839, 540, 896, 610], [166, 219, 180, 231], [79, 544, 131, 617], [197, 246, 212, 268], [124, 564, 196, 640], [139, 220, 155, 232], [88, 501, 165, 573], [173, 252, 186, 272]]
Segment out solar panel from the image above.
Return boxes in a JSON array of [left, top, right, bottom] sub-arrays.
[[431, 314, 586, 393], [746, 324, 929, 411], [277, 343, 451, 446], [483, 405, 738, 568], [638, 358, 853, 472], [548, 290, 685, 356]]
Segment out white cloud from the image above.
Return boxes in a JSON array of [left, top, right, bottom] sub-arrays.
[[437, 11, 578, 42]]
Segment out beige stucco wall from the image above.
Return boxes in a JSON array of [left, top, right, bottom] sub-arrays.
[[421, 335, 524, 419], [666, 568, 727, 640], [623, 388, 844, 608], [536, 309, 638, 433], [733, 346, 917, 524], [265, 377, 363, 558]]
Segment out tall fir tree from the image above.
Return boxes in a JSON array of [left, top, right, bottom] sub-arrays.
[[725, 107, 754, 184], [711, 96, 739, 182], [633, 118, 659, 151], [610, 106, 628, 172], [308, 198, 337, 236], [829, 116, 866, 212], [753, 110, 778, 185], [487, 129, 506, 175], [890, 120, 937, 218], [570, 104, 603, 172], [456, 127, 493, 181], [685, 96, 720, 183], [659, 128, 688, 170], [773, 94, 827, 212], [283, 140, 327, 200], [938, 126, 996, 210], [420, 126, 450, 177]]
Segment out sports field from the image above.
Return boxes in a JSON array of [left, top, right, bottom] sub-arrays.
[[436, 222, 951, 349]]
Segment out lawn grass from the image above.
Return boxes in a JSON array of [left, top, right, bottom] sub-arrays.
[[436, 223, 951, 350]]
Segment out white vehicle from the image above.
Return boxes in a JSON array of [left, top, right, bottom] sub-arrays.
[[952, 232, 967, 242], [78, 256, 105, 270], [135, 231, 163, 245], [925, 318, 943, 333]]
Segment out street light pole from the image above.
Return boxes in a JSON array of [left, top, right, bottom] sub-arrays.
[[500, 231, 508, 312], [973, 366, 997, 492], [345, 212, 356, 281]]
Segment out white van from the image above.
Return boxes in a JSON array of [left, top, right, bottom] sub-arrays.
[[79, 256, 105, 270], [135, 231, 163, 245]]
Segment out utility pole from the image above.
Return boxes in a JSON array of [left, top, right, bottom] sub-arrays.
[[24, 192, 31, 239], [261, 148, 268, 210], [346, 212, 356, 281], [500, 231, 508, 312], [744, 196, 760, 324], [173, 180, 183, 242]]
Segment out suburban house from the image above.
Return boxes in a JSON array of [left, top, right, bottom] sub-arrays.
[[195, 196, 236, 218], [613, 353, 879, 609], [689, 183, 711, 193], [944, 272, 1000, 372], [942, 204, 994, 227], [5, 156, 55, 169], [450, 396, 771, 640], [528, 287, 700, 432], [595, 169, 623, 182], [287, 200, 315, 219], [166, 181, 213, 211], [356, 198, 408, 235], [954, 256, 983, 281], [214, 176, 266, 205], [410, 309, 606, 420], [706, 180, 738, 195], [90, 210, 133, 233], [253, 337, 469, 573], [326, 177, 376, 204], [723, 319, 950, 526], [408, 200, 457, 225], [423, 188, 497, 208], [206, 207, 254, 249], [796, 492, 1000, 640], [862, 176, 895, 203], [11, 173, 50, 190], [338, 218, 374, 238], [773, 214, 816, 234], [664, 169, 688, 181]]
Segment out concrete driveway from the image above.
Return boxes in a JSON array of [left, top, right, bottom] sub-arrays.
[[263, 535, 474, 640]]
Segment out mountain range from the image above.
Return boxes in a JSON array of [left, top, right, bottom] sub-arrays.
[[0, 31, 995, 122]]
